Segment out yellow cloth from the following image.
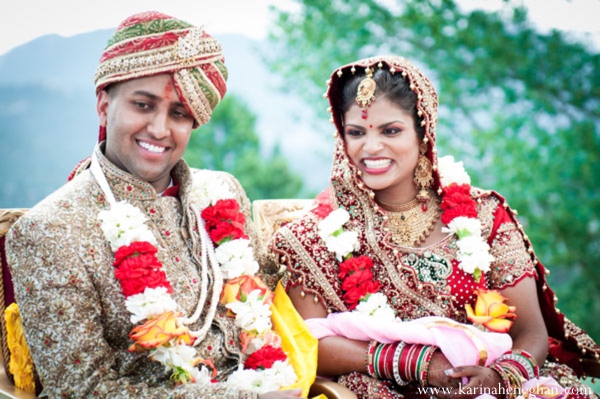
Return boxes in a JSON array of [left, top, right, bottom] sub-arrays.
[[4, 303, 36, 393], [270, 280, 321, 398]]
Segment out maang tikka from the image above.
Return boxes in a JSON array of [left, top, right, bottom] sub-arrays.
[[356, 67, 376, 119], [414, 140, 434, 211]]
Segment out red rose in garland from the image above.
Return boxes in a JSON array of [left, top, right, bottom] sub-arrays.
[[113, 241, 157, 264], [341, 269, 375, 291], [338, 256, 381, 309], [201, 199, 248, 244], [244, 345, 287, 370], [113, 241, 172, 296], [441, 183, 477, 224], [312, 188, 334, 219], [338, 255, 373, 279], [343, 280, 382, 310]]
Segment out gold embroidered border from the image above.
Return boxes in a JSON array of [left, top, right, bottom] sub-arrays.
[[279, 227, 347, 311], [95, 38, 221, 87], [175, 68, 213, 126], [489, 224, 535, 288]]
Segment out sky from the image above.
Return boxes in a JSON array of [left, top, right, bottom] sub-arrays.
[[1, 0, 599, 56], [0, 0, 287, 55]]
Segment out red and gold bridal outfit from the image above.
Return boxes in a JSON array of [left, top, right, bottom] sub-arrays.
[[270, 56, 599, 399]]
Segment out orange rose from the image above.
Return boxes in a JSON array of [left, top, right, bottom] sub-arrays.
[[465, 289, 517, 333], [128, 311, 195, 352], [220, 275, 273, 312]]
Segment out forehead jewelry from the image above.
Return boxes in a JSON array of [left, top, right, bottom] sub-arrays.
[[356, 67, 377, 120]]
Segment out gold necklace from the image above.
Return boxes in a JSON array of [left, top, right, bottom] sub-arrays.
[[378, 194, 440, 247]]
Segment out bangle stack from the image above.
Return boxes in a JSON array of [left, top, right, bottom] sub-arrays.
[[366, 341, 437, 387], [374, 342, 399, 381], [489, 362, 523, 399], [490, 349, 538, 399]]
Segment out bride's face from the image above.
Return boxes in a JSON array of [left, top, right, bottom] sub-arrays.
[[343, 96, 421, 204]]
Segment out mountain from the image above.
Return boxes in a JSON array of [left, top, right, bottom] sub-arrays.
[[0, 31, 332, 208]]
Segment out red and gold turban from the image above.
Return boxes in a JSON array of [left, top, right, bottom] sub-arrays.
[[95, 11, 227, 134]]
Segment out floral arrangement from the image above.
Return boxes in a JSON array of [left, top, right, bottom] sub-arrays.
[[98, 202, 204, 385], [98, 175, 296, 392], [438, 155, 495, 282]]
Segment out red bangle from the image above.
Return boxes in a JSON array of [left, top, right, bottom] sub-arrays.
[[366, 340, 378, 378]]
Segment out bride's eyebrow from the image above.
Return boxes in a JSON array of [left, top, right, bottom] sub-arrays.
[[377, 120, 407, 129]]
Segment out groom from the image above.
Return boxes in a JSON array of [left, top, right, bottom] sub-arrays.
[[6, 11, 302, 399]]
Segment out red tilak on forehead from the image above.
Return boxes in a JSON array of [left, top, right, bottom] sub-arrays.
[[164, 81, 173, 99]]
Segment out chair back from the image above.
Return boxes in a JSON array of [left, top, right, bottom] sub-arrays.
[[252, 199, 314, 249]]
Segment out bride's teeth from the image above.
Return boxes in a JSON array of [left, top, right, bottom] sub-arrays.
[[139, 141, 166, 153], [364, 159, 391, 169]]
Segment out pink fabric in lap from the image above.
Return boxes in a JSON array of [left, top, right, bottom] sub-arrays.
[[306, 313, 512, 367]]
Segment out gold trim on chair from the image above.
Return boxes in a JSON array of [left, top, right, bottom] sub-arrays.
[[252, 199, 314, 249], [310, 377, 357, 399]]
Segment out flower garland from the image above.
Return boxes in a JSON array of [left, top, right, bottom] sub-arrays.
[[317, 156, 495, 314], [317, 208, 396, 319], [438, 155, 495, 282], [98, 174, 296, 393]]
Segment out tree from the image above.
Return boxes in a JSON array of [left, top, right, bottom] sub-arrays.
[[266, 0, 600, 341], [184, 94, 304, 201]]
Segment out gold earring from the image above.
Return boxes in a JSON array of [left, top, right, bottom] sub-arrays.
[[414, 141, 433, 209]]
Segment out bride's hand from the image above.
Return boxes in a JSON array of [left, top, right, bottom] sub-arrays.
[[433, 365, 503, 399], [426, 350, 460, 388]]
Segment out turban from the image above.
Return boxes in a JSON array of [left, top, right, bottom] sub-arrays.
[[94, 11, 227, 136]]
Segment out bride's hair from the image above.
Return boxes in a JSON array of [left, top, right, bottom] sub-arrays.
[[338, 67, 425, 140]]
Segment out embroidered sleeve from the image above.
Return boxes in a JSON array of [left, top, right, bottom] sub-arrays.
[[271, 217, 347, 313], [6, 206, 258, 399], [486, 204, 537, 289]]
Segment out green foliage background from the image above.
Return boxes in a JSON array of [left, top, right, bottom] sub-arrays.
[[266, 0, 600, 343], [184, 94, 304, 202]]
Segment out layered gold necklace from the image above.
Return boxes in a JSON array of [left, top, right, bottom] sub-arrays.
[[378, 193, 441, 247]]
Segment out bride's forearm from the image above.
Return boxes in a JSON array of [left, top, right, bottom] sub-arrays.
[[317, 335, 370, 377]]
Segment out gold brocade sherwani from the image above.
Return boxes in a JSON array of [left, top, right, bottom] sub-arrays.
[[6, 146, 260, 399]]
